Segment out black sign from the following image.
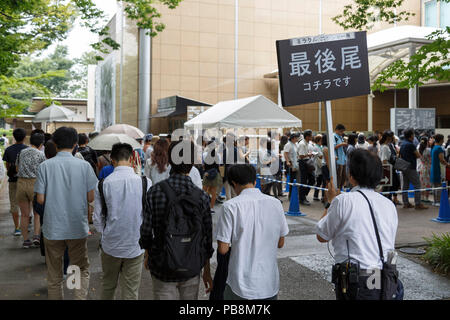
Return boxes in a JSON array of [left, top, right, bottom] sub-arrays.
[[276, 31, 371, 106]]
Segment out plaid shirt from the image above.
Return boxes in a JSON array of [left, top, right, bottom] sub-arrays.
[[140, 173, 214, 282]]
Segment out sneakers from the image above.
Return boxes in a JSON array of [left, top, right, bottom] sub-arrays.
[[433, 203, 440, 207], [32, 235, 40, 247], [300, 200, 311, 206], [415, 204, 428, 210], [313, 197, 320, 201], [13, 229, 21, 236], [22, 240, 33, 249], [403, 203, 414, 209]]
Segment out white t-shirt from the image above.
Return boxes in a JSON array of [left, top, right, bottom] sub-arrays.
[[316, 186, 398, 270], [189, 166, 203, 190], [379, 144, 391, 162], [215, 188, 289, 299], [283, 141, 298, 170]]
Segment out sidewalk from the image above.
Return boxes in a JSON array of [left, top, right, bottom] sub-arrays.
[[0, 178, 334, 300], [280, 191, 450, 248]]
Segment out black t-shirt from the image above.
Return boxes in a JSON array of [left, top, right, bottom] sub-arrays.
[[399, 140, 417, 170], [2, 144, 28, 182]]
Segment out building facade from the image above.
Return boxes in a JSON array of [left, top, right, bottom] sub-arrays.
[[96, 0, 448, 134]]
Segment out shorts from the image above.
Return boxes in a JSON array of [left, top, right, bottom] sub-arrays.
[[16, 178, 36, 204], [8, 182, 18, 213], [203, 172, 222, 188]]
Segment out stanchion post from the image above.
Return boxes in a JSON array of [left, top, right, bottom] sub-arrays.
[[432, 182, 450, 223], [285, 179, 306, 217]]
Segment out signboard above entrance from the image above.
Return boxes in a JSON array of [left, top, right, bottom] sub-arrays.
[[276, 31, 371, 106]]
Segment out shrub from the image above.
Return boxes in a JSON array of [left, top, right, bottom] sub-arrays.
[[423, 233, 450, 275]]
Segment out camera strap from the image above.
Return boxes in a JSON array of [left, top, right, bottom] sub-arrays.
[[356, 190, 384, 264]]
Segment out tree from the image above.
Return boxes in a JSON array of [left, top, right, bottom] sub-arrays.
[[0, 0, 183, 117], [333, 0, 450, 91]]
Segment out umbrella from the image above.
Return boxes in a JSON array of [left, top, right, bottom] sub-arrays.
[[88, 134, 142, 151], [33, 103, 76, 122], [100, 124, 145, 140]]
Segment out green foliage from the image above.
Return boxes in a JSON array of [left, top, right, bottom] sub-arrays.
[[11, 45, 74, 102], [333, 0, 450, 90], [0, 0, 182, 117], [373, 27, 450, 91], [332, 0, 414, 31], [0, 71, 62, 118], [423, 233, 450, 275]]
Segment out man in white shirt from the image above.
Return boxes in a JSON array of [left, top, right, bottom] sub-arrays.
[[316, 149, 398, 300], [283, 133, 300, 200], [297, 130, 316, 206], [216, 164, 289, 300], [94, 143, 152, 300]]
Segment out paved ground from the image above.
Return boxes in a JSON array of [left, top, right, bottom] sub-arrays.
[[0, 177, 449, 300]]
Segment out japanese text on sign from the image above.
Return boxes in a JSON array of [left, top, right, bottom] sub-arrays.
[[276, 31, 370, 106]]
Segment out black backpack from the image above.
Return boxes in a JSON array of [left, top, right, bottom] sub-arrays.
[[158, 180, 206, 278], [79, 146, 97, 174]]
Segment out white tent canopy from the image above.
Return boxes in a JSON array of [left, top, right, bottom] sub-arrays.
[[184, 95, 302, 130]]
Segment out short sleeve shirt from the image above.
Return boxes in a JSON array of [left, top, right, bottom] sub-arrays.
[[316, 187, 397, 270], [400, 140, 417, 170], [34, 152, 98, 240], [283, 141, 298, 170], [297, 139, 310, 159], [2, 144, 28, 182], [379, 144, 391, 162], [16, 148, 46, 179], [216, 188, 289, 299], [334, 133, 346, 165], [430, 145, 444, 184]]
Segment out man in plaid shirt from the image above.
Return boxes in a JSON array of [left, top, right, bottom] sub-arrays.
[[140, 140, 214, 300]]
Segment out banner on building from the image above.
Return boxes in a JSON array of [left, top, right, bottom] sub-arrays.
[[276, 31, 370, 106], [95, 55, 116, 132]]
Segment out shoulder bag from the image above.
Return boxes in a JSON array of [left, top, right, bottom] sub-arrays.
[[357, 190, 402, 300]]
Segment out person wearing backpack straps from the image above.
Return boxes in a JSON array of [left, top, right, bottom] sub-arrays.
[[93, 143, 152, 300], [316, 149, 402, 300], [140, 140, 214, 300]]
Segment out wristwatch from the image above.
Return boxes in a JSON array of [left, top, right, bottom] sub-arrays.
[[324, 202, 331, 209]]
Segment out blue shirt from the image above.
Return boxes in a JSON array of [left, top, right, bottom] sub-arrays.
[[399, 140, 417, 170], [34, 152, 98, 240], [430, 145, 444, 184], [99, 165, 114, 180], [334, 133, 346, 165]]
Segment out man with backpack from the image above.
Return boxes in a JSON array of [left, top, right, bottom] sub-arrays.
[[140, 140, 214, 300], [2, 128, 28, 236], [78, 133, 98, 176], [94, 143, 151, 300]]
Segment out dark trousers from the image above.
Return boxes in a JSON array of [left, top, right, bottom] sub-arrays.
[[314, 174, 325, 199], [335, 275, 382, 301], [298, 160, 315, 201]]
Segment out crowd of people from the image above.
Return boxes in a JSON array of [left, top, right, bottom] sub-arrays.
[[1, 124, 449, 301]]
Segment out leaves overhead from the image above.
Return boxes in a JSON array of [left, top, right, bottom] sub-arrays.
[[333, 0, 450, 91], [0, 0, 182, 117], [332, 0, 414, 31]]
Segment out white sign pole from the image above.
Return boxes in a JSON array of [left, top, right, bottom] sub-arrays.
[[325, 100, 338, 188]]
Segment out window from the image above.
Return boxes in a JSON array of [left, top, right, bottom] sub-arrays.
[[440, 1, 450, 28], [425, 0, 438, 27]]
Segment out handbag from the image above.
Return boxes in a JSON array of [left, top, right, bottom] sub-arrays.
[[394, 158, 410, 171], [357, 190, 402, 300]]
